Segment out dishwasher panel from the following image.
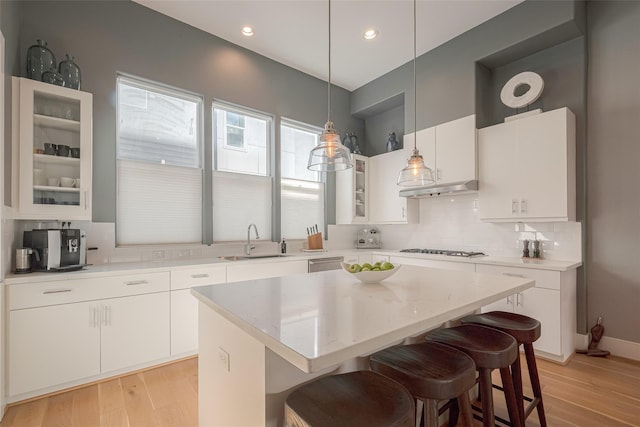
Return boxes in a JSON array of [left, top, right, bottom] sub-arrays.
[[308, 256, 344, 273]]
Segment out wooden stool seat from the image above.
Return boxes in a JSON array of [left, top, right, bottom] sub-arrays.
[[461, 311, 541, 344], [284, 370, 415, 427], [370, 342, 476, 427], [461, 311, 547, 426], [426, 324, 523, 427]]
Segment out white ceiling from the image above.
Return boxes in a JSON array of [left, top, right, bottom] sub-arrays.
[[134, 0, 523, 91]]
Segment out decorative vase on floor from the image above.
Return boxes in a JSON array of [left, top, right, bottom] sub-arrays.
[[58, 54, 81, 89], [27, 39, 56, 82]]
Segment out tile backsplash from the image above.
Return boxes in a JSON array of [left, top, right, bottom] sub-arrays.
[[328, 194, 582, 261]]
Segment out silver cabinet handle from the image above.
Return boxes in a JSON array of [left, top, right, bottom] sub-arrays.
[[84, 191, 88, 210], [436, 168, 442, 181], [43, 289, 72, 294], [516, 292, 523, 307], [506, 295, 513, 304], [102, 305, 111, 327], [520, 199, 528, 215], [124, 280, 148, 286], [191, 273, 209, 279], [502, 273, 526, 278], [401, 207, 405, 218], [511, 199, 518, 214]]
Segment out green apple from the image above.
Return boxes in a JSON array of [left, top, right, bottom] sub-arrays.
[[372, 267, 381, 271], [348, 263, 362, 273], [361, 267, 372, 271], [374, 262, 382, 269], [361, 263, 373, 270], [381, 262, 394, 271]]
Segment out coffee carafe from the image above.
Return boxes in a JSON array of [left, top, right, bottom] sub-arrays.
[[15, 248, 39, 273]]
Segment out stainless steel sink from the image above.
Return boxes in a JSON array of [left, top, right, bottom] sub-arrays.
[[245, 254, 291, 259]]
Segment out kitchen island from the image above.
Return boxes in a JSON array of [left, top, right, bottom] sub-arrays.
[[192, 264, 534, 427]]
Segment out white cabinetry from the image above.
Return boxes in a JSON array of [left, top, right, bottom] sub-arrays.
[[410, 114, 477, 185], [170, 266, 227, 356], [389, 255, 476, 272], [369, 147, 419, 224], [336, 155, 368, 224], [478, 108, 575, 222], [12, 77, 93, 220], [8, 272, 170, 399], [226, 259, 308, 282], [476, 264, 576, 363]]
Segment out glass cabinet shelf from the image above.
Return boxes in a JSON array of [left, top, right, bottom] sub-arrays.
[[33, 114, 81, 132], [33, 153, 80, 165], [34, 185, 80, 193]]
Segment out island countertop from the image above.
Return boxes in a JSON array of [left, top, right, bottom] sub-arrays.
[[192, 264, 534, 373]]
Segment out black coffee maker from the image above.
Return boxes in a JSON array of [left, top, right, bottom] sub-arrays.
[[23, 229, 84, 271]]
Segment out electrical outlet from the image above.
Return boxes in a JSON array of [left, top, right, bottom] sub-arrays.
[[218, 347, 230, 372]]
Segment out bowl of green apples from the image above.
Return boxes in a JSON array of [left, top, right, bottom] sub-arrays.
[[341, 261, 401, 284]]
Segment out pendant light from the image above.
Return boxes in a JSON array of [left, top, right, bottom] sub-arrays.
[[308, 0, 352, 172], [397, 0, 434, 186]]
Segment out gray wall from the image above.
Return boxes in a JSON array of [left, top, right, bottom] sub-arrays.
[[586, 0, 640, 344], [365, 105, 404, 156], [13, 0, 364, 233]]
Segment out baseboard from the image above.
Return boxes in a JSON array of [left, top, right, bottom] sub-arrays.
[[600, 336, 640, 361], [574, 333, 590, 351]]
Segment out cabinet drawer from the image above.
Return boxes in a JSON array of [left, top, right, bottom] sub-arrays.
[[170, 266, 226, 290], [9, 272, 170, 310], [475, 265, 560, 290]]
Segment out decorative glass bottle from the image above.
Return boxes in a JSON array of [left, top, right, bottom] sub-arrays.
[[26, 39, 56, 82], [41, 67, 65, 87], [58, 54, 81, 90]]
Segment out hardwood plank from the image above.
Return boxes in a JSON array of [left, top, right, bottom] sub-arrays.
[[71, 384, 100, 427], [0, 397, 47, 427], [98, 378, 125, 415], [40, 391, 73, 427], [119, 373, 156, 427], [99, 408, 129, 427]]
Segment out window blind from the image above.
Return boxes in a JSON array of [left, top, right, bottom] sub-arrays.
[[281, 178, 324, 240], [117, 160, 202, 245], [212, 171, 272, 241]]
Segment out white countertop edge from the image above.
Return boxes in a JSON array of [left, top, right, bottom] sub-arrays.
[[4, 248, 580, 285], [191, 278, 534, 374]]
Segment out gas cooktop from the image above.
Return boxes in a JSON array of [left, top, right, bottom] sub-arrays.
[[399, 248, 487, 257]]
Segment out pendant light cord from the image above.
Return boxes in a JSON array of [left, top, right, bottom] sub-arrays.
[[413, 0, 417, 151], [327, 0, 332, 123]]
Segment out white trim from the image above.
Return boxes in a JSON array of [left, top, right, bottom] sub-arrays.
[[599, 336, 640, 361], [574, 333, 590, 352]]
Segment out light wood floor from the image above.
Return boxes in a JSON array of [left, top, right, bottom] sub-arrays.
[[1, 353, 638, 427]]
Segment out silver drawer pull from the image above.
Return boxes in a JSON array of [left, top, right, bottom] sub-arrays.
[[191, 274, 209, 279], [43, 289, 72, 294], [502, 273, 526, 278], [125, 280, 148, 286]]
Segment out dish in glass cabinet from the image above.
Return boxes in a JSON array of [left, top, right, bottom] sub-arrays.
[[340, 262, 401, 284]]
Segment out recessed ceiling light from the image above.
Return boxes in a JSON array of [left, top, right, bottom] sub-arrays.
[[363, 29, 378, 40], [241, 26, 254, 37]]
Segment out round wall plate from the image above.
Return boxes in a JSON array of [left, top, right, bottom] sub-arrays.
[[500, 71, 544, 109]]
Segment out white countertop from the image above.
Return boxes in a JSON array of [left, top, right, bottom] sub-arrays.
[[191, 264, 534, 373], [375, 250, 582, 271], [4, 248, 580, 285]]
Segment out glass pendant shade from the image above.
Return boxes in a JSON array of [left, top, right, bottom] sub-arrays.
[[397, 148, 434, 186], [308, 120, 352, 172]]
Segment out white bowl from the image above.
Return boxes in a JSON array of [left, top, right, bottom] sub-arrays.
[[340, 262, 401, 284]]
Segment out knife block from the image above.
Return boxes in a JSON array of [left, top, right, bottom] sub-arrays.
[[307, 233, 323, 250]]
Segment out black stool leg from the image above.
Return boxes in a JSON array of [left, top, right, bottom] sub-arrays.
[[478, 369, 495, 427], [500, 367, 523, 427], [511, 349, 525, 422], [524, 343, 547, 426]]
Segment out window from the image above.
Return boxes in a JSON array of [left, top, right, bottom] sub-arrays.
[[280, 119, 325, 240], [212, 102, 272, 241], [116, 75, 202, 245]]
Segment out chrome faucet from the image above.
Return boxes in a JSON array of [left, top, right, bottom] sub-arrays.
[[246, 223, 260, 255]]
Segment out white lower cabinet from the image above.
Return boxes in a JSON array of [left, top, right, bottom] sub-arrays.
[[477, 264, 576, 363], [7, 272, 171, 399], [9, 301, 101, 396], [169, 266, 227, 356], [226, 259, 308, 282], [389, 255, 476, 272]]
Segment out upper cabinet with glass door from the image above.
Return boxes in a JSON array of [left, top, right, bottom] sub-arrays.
[[13, 77, 92, 220]]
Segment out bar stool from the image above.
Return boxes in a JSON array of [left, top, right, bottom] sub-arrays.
[[461, 311, 547, 426], [370, 341, 476, 427], [425, 324, 523, 427], [284, 370, 415, 427]]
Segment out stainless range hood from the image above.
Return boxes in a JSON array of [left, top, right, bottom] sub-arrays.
[[399, 180, 478, 198]]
